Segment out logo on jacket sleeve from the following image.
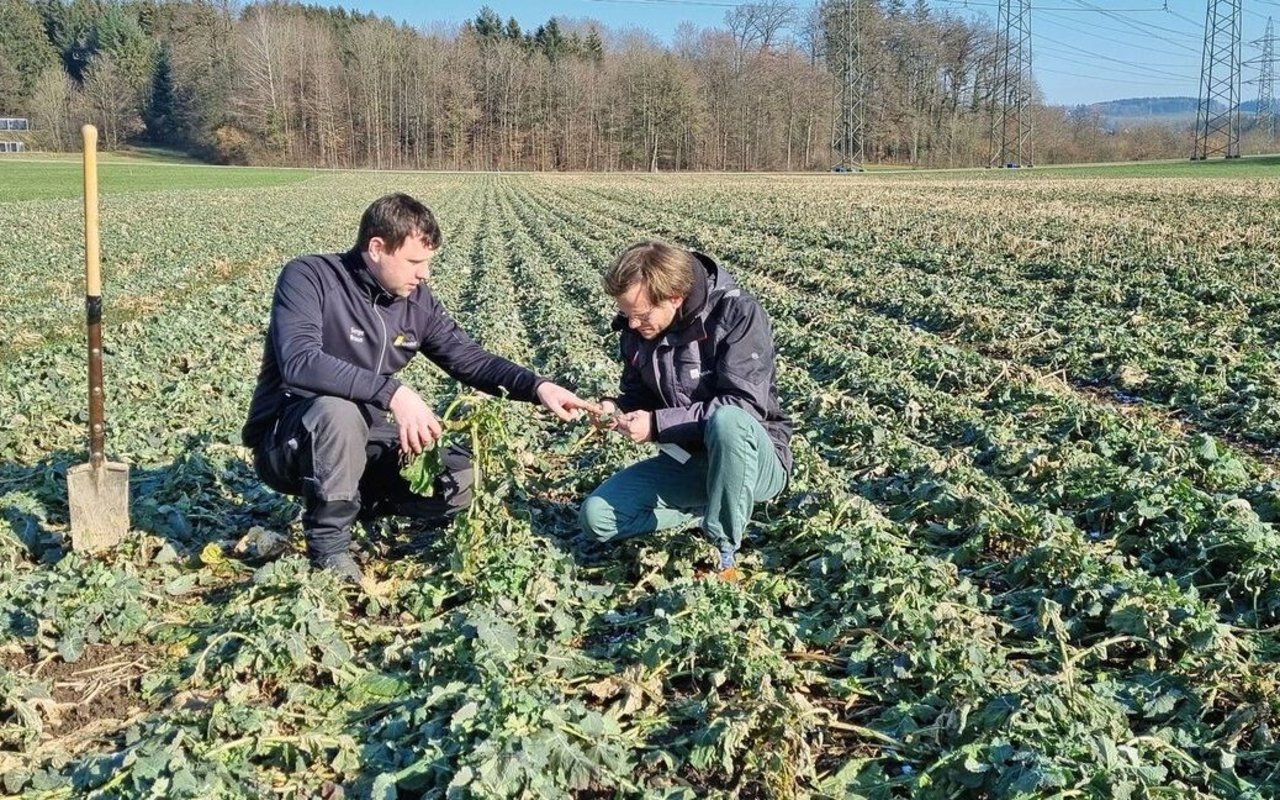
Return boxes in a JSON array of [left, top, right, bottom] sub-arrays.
[[393, 333, 420, 349]]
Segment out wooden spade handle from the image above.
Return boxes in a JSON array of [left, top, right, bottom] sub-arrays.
[[83, 125, 105, 467]]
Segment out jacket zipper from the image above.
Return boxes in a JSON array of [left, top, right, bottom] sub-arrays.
[[372, 296, 388, 380], [651, 343, 669, 406]]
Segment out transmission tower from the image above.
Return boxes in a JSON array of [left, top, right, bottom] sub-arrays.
[[1252, 17, 1276, 139], [836, 0, 866, 169], [989, 0, 1033, 168], [1193, 0, 1242, 159]]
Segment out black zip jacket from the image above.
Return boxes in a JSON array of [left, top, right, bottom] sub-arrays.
[[612, 251, 793, 473], [242, 249, 543, 448]]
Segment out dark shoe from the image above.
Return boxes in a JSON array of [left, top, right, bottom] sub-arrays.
[[571, 534, 613, 566], [314, 552, 363, 584]]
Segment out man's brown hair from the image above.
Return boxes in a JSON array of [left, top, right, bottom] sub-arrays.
[[602, 240, 696, 305], [356, 193, 443, 253]]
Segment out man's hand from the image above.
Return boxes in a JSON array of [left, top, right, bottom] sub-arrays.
[[612, 410, 655, 443], [537, 381, 602, 422], [389, 385, 443, 455]]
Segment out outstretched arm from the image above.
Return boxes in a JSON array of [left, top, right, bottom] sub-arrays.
[[537, 382, 603, 422]]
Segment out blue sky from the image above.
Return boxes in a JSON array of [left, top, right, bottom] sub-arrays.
[[349, 1, 1279, 106]]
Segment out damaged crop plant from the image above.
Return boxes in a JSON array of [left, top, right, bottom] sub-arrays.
[[1, 165, 1279, 798]]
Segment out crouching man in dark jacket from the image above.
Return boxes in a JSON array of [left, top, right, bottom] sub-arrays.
[[243, 193, 594, 582], [580, 241, 792, 580]]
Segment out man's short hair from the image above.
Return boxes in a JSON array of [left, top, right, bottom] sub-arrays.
[[603, 240, 696, 305], [355, 193, 443, 253]]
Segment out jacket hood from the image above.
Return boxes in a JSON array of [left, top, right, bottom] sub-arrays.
[[610, 250, 734, 337]]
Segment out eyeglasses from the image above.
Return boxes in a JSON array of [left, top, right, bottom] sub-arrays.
[[618, 296, 674, 325], [619, 304, 660, 325]]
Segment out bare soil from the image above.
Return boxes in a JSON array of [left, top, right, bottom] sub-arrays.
[[1, 641, 155, 737]]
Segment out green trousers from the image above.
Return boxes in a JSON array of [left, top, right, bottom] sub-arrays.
[[579, 406, 787, 557]]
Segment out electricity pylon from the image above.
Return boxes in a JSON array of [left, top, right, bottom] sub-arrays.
[[1252, 17, 1276, 139], [989, 0, 1033, 168], [1193, 0, 1242, 159], [835, 0, 866, 169]]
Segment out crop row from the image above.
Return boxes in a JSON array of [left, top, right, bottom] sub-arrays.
[[2, 174, 1279, 798], [561, 174, 1280, 450]]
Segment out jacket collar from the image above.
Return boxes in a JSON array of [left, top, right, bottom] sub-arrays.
[[669, 257, 708, 331], [343, 247, 395, 303], [664, 252, 718, 347]]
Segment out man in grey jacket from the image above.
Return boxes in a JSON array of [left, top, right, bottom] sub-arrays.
[[244, 193, 593, 582], [579, 240, 792, 580]]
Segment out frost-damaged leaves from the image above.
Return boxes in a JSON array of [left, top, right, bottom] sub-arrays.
[[362, 605, 640, 799], [2, 550, 152, 664], [8, 175, 1280, 797], [186, 557, 357, 689]]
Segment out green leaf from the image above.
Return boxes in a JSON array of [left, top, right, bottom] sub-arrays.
[[164, 573, 199, 596], [352, 671, 411, 701], [475, 616, 520, 665], [1194, 434, 1219, 462], [1145, 690, 1180, 717], [57, 630, 85, 664], [451, 700, 479, 727], [370, 773, 398, 800], [400, 442, 449, 496]]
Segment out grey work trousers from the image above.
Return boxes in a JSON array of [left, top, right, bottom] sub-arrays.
[[252, 395, 473, 561]]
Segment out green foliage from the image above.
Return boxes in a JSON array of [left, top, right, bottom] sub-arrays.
[[400, 395, 473, 497], [0, 0, 59, 102], [0, 172, 1278, 798], [1, 551, 152, 662]]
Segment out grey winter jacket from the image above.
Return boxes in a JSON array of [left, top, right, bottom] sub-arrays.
[[613, 251, 793, 473], [242, 248, 543, 448]]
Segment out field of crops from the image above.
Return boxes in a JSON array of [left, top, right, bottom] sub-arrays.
[[2, 163, 1280, 798]]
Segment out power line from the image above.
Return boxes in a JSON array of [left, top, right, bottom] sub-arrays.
[[931, 0, 1160, 10], [1034, 38, 1194, 79], [586, 0, 1265, 109], [1164, 7, 1203, 27], [1064, 0, 1202, 41], [1037, 65, 1187, 86], [586, 0, 747, 7], [1050, 16, 1200, 50], [1037, 9, 1200, 57]]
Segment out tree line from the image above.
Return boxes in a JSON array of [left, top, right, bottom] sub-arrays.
[[0, 0, 1250, 170]]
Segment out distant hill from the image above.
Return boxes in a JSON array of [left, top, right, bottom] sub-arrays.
[[1088, 96, 1201, 117], [1077, 96, 1265, 132], [1083, 96, 1200, 131]]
